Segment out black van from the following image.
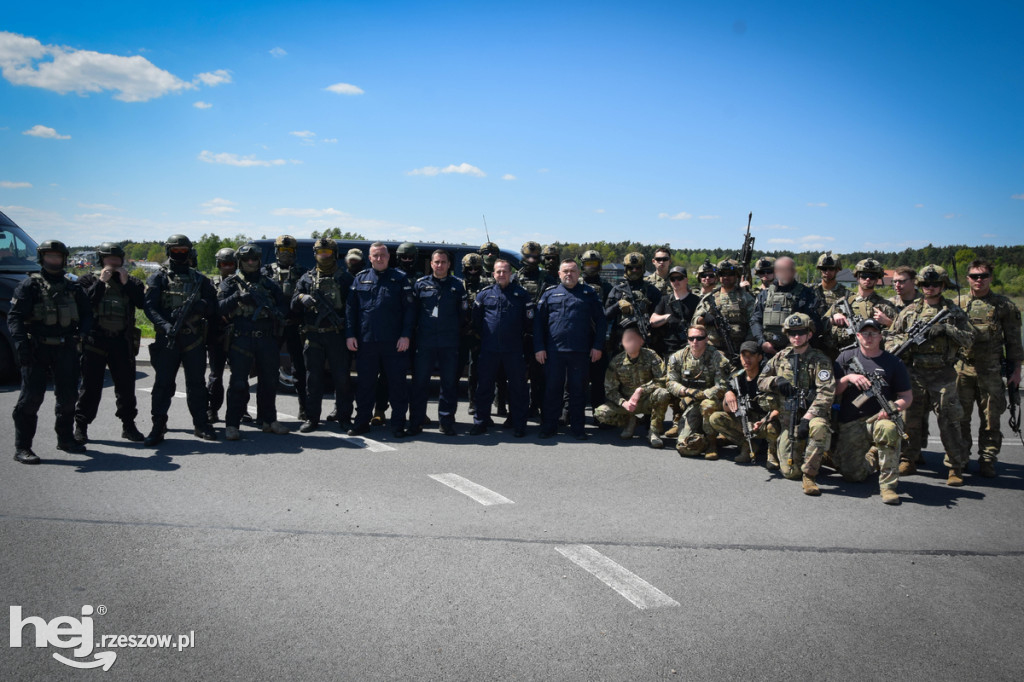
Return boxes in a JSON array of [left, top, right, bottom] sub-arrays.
[[251, 239, 522, 278], [0, 210, 41, 381]]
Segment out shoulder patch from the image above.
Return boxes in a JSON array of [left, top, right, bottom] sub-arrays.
[[817, 369, 831, 381]]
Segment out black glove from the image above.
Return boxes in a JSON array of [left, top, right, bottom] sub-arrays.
[[702, 310, 716, 325], [927, 324, 945, 339], [796, 418, 810, 441], [775, 377, 795, 397], [237, 290, 255, 305], [161, 322, 174, 336], [16, 343, 33, 367]]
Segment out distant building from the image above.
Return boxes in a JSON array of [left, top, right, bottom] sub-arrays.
[[835, 268, 857, 285]]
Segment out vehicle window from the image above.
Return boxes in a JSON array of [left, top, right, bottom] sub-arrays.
[[0, 226, 39, 271]]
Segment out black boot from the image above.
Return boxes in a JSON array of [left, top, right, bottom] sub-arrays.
[[206, 409, 219, 424], [57, 436, 86, 454], [300, 420, 319, 433], [73, 420, 88, 444], [15, 447, 40, 464], [194, 424, 219, 441], [144, 417, 167, 446], [121, 421, 145, 442]]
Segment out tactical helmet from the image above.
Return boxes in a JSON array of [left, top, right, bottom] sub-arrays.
[[696, 259, 717, 277], [754, 256, 776, 275], [235, 243, 261, 262], [782, 312, 813, 334], [36, 239, 69, 267], [916, 264, 949, 288], [274, 235, 298, 250], [462, 252, 484, 270], [541, 244, 560, 259], [716, 258, 740, 276], [164, 234, 192, 257], [397, 242, 418, 257], [97, 242, 125, 261], [816, 251, 842, 270], [854, 258, 884, 278], [479, 242, 500, 256], [345, 248, 364, 262], [313, 237, 338, 256], [581, 249, 603, 263], [215, 247, 237, 265], [521, 241, 542, 258]]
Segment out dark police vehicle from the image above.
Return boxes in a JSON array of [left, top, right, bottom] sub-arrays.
[[0, 210, 41, 382]]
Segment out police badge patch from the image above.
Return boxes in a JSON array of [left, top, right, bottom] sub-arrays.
[[817, 369, 831, 381]]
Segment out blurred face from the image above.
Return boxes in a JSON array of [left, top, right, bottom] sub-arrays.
[[559, 261, 580, 287], [369, 245, 389, 271], [101, 255, 123, 269], [775, 258, 796, 286], [740, 350, 761, 373], [493, 261, 511, 286], [653, 252, 671, 275], [967, 268, 991, 295], [621, 328, 644, 355], [42, 252, 64, 271], [431, 252, 449, 279]]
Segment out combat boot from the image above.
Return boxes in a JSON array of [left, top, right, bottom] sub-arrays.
[[648, 431, 664, 449], [620, 416, 637, 440], [73, 420, 88, 444], [898, 459, 916, 476], [262, 421, 289, 435], [225, 426, 241, 441], [370, 409, 387, 426], [947, 468, 964, 487], [703, 440, 719, 460], [121, 420, 145, 442], [802, 474, 821, 496], [144, 417, 167, 446], [979, 460, 996, 478], [207, 409, 219, 425], [194, 424, 218, 441], [14, 448, 40, 465], [664, 420, 680, 439], [735, 442, 752, 463], [766, 449, 780, 471], [880, 489, 901, 505], [865, 447, 879, 472], [57, 437, 86, 454], [300, 420, 319, 433]]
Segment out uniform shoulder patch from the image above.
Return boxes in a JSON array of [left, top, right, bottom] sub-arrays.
[[817, 369, 831, 381]]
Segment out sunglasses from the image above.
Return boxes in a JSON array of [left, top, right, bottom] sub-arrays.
[[967, 273, 990, 280], [699, 274, 716, 279], [688, 335, 707, 342], [239, 255, 261, 262], [653, 257, 670, 263], [315, 249, 335, 256], [858, 275, 879, 280], [858, 330, 881, 338], [669, 276, 685, 282], [465, 267, 482, 273], [169, 246, 190, 255], [921, 283, 942, 288], [277, 247, 296, 254], [626, 266, 644, 271]]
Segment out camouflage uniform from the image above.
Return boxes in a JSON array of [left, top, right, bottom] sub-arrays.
[[645, 271, 672, 298], [708, 372, 780, 459], [595, 348, 671, 443], [889, 296, 973, 472], [825, 292, 897, 355], [693, 286, 755, 359], [758, 345, 836, 481], [666, 345, 730, 455], [955, 289, 1023, 463], [889, 291, 923, 313], [812, 282, 849, 318]]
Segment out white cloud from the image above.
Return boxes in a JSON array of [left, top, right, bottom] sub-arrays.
[[502, 174, 516, 181], [914, 203, 924, 208], [289, 130, 316, 138], [768, 238, 796, 244], [321, 138, 338, 144], [325, 82, 364, 95], [944, 213, 958, 219], [269, 47, 287, 58], [803, 243, 827, 251], [193, 69, 231, 87], [537, 168, 550, 173], [806, 202, 828, 207], [1, 181, 31, 188], [800, 234, 835, 242], [271, 207, 344, 218], [77, 202, 119, 210], [982, 233, 997, 238], [697, 215, 720, 220], [0, 30, 197, 102], [202, 197, 238, 215], [23, 124, 70, 139], [658, 211, 692, 220], [193, 101, 212, 109], [594, 208, 606, 214], [1012, 193, 1024, 201], [406, 163, 486, 177], [198, 150, 291, 167]]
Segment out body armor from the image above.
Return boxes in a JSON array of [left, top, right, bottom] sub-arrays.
[[268, 262, 303, 298], [29, 273, 79, 329], [96, 276, 131, 333]]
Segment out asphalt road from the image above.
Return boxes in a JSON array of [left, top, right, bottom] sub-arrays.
[[2, 368, 1023, 681]]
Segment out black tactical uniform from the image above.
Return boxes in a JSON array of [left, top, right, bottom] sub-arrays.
[[512, 241, 558, 416], [74, 242, 146, 443], [581, 249, 613, 411], [143, 234, 219, 445], [10, 240, 93, 463], [263, 235, 307, 419], [460, 253, 489, 417], [605, 252, 662, 350], [206, 247, 237, 424]]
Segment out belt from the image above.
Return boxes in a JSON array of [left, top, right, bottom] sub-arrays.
[[37, 336, 74, 346], [93, 327, 127, 338], [234, 329, 272, 338], [304, 325, 344, 334]]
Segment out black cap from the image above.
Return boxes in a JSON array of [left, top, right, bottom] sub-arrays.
[[739, 340, 761, 354], [857, 318, 881, 332], [668, 266, 687, 278]]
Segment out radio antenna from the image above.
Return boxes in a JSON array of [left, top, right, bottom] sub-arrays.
[[482, 214, 491, 243]]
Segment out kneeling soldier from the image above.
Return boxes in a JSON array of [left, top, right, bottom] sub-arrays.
[[709, 341, 780, 464], [833, 318, 913, 505], [667, 324, 730, 458], [595, 325, 671, 448]]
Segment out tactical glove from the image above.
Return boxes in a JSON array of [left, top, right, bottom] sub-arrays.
[[774, 377, 795, 397]]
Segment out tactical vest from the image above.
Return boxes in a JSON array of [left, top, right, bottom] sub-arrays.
[[813, 282, 846, 311], [232, 276, 274, 321], [962, 296, 1000, 346], [314, 270, 344, 312], [674, 348, 714, 388], [715, 289, 747, 337], [908, 302, 955, 366], [160, 267, 201, 312], [29, 274, 79, 329], [96, 276, 131, 333], [270, 263, 303, 298], [762, 285, 799, 334], [517, 268, 548, 302]]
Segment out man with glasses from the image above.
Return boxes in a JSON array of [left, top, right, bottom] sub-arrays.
[[667, 324, 730, 458], [890, 265, 974, 484], [811, 252, 849, 318], [752, 256, 820, 358], [833, 319, 913, 505], [695, 259, 719, 297], [651, 266, 700, 438], [534, 259, 607, 440], [541, 244, 561, 280], [606, 252, 662, 351], [759, 313, 836, 496], [889, 266, 922, 312], [264, 235, 309, 421], [645, 248, 674, 297], [825, 259, 897, 354], [694, 258, 755, 364], [955, 259, 1023, 478]]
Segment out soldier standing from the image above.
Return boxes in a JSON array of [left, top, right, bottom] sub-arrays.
[[888, 265, 974, 484], [889, 266, 922, 312], [10, 240, 92, 463], [693, 258, 755, 364], [644, 248, 674, 297], [651, 266, 700, 356], [695, 259, 718, 296], [513, 241, 558, 418], [480, 241, 501, 278], [605, 252, 662, 350], [745, 256, 776, 295], [460, 252, 489, 417], [345, 248, 365, 277], [264, 235, 308, 420], [758, 313, 836, 496], [206, 247, 237, 425], [666, 324, 730, 458], [825, 259, 898, 351], [143, 234, 219, 445], [581, 249, 614, 412], [74, 242, 146, 443], [955, 259, 1023, 478], [709, 341, 780, 464], [293, 238, 354, 433], [811, 252, 849, 317], [541, 244, 561, 280], [833, 319, 913, 505], [595, 325, 671, 448], [751, 256, 820, 358], [220, 244, 290, 440]]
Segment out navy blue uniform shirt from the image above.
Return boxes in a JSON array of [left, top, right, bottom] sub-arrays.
[[413, 274, 468, 348], [533, 282, 607, 354], [346, 267, 415, 344], [473, 282, 533, 354]]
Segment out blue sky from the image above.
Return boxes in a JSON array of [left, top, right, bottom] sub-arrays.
[[1, 0, 1021, 254]]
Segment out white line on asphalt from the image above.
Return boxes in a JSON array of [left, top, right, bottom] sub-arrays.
[[556, 544, 680, 610], [278, 413, 396, 452], [140, 387, 187, 399], [428, 473, 514, 506]]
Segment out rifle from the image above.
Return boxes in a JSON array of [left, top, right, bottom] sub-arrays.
[[846, 355, 908, 442], [166, 283, 202, 351], [890, 307, 951, 358], [738, 212, 754, 284], [620, 285, 651, 341], [729, 369, 755, 453], [833, 297, 864, 347], [1004, 359, 1024, 447], [785, 352, 814, 441], [229, 274, 286, 325], [700, 292, 738, 366], [311, 288, 346, 330]]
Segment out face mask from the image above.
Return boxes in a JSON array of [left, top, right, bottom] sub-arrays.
[[277, 250, 296, 267]]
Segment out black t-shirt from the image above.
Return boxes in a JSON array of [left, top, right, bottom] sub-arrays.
[[834, 347, 911, 423], [655, 291, 700, 352]]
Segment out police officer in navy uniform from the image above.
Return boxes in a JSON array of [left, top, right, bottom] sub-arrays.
[[471, 258, 531, 437], [220, 243, 291, 440], [534, 259, 607, 439], [346, 241, 416, 438], [409, 249, 468, 436], [206, 247, 238, 425], [293, 237, 354, 433], [74, 242, 146, 444], [10, 239, 93, 463], [264, 235, 308, 420], [143, 234, 219, 446]]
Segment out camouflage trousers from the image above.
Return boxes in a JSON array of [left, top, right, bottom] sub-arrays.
[[907, 367, 968, 470], [675, 397, 718, 455], [595, 387, 671, 433], [834, 416, 901, 492], [708, 410, 779, 454], [956, 361, 1006, 462], [777, 412, 830, 479]]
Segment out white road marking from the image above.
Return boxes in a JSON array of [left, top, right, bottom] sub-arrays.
[[556, 544, 680, 610], [140, 387, 187, 399], [428, 473, 514, 506]]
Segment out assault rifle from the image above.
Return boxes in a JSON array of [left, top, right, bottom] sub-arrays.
[[729, 369, 755, 452], [700, 293, 738, 367], [890, 308, 951, 358], [785, 352, 814, 441], [1005, 359, 1024, 447], [738, 211, 754, 284], [230, 274, 286, 325], [312, 289, 346, 330], [620, 285, 651, 341], [846, 355, 908, 442], [166, 284, 202, 351], [833, 297, 864, 347]]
